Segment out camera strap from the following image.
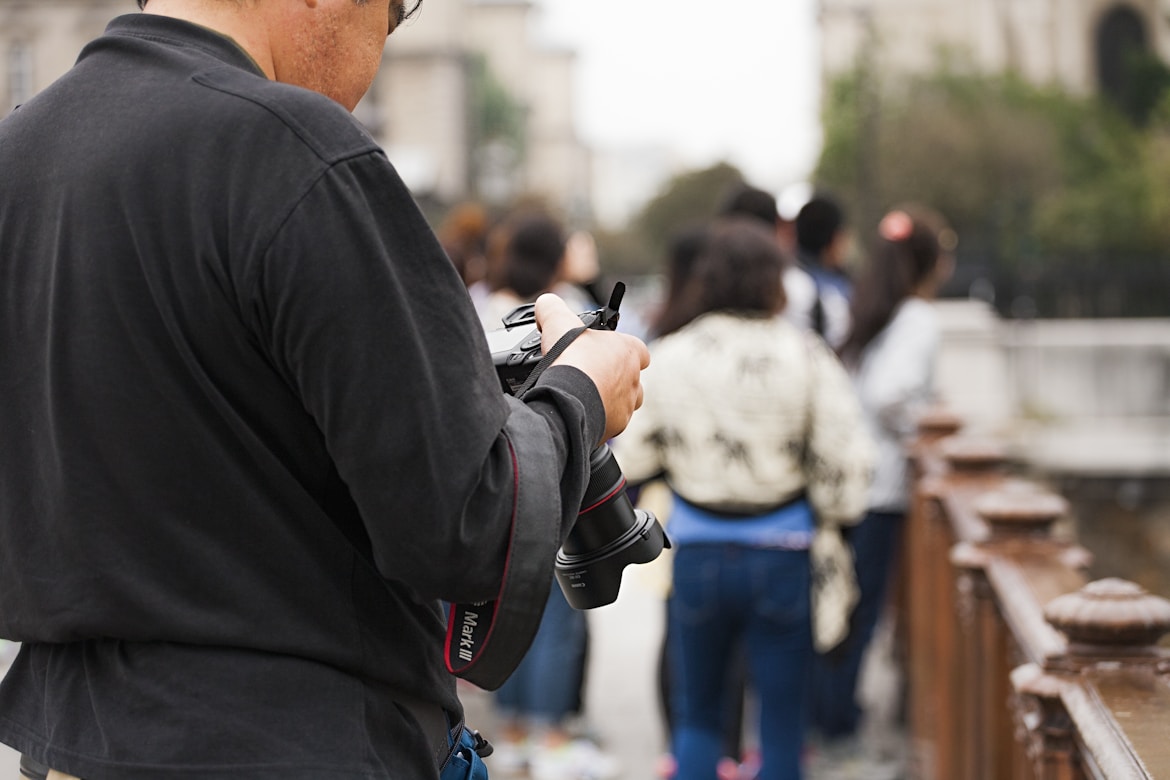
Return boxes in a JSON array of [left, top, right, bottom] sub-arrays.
[[444, 429, 562, 689], [512, 325, 590, 399], [444, 324, 593, 690], [514, 281, 625, 399]]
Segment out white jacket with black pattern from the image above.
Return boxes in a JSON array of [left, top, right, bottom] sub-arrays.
[[613, 310, 874, 527]]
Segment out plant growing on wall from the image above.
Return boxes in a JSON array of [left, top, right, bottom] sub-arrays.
[[816, 62, 1170, 315], [591, 162, 745, 279], [466, 53, 527, 205]]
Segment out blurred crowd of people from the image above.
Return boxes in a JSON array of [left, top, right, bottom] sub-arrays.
[[440, 184, 956, 780], [0, 2, 953, 778]]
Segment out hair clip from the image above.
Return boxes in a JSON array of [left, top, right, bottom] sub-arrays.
[[878, 210, 913, 242]]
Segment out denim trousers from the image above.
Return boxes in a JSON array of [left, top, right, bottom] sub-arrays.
[[668, 544, 812, 780], [494, 584, 587, 726], [807, 510, 904, 739], [440, 726, 490, 780]]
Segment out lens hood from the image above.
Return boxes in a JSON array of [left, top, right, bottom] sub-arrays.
[[554, 508, 670, 610]]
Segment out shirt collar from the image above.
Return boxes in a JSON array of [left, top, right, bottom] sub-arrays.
[[102, 13, 266, 78]]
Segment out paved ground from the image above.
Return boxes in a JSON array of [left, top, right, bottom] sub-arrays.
[[461, 571, 670, 779], [462, 570, 910, 780], [1, 641, 17, 777], [0, 574, 908, 780]]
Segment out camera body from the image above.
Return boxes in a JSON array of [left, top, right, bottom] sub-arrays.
[[484, 286, 669, 610], [484, 303, 547, 395], [485, 299, 614, 395]]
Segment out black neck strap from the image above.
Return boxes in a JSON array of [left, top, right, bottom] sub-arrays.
[[513, 325, 589, 398], [444, 323, 591, 689]]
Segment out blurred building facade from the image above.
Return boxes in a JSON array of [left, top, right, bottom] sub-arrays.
[[820, 0, 1170, 100], [0, 0, 592, 220]]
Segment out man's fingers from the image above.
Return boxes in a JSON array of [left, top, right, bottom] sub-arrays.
[[533, 293, 580, 347], [531, 290, 649, 442], [634, 338, 651, 370]]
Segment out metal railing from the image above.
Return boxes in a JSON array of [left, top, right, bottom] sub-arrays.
[[901, 409, 1170, 779]]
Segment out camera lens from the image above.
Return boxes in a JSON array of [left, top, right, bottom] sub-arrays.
[[555, 445, 670, 610], [562, 446, 634, 556]]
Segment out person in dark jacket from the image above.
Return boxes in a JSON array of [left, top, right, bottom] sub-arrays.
[[0, 1, 649, 778], [794, 193, 853, 348]]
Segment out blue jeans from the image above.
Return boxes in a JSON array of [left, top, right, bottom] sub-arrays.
[[668, 544, 812, 780], [494, 584, 587, 725], [441, 726, 490, 780], [808, 510, 904, 739]]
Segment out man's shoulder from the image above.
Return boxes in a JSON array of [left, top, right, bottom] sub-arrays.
[[191, 66, 380, 165]]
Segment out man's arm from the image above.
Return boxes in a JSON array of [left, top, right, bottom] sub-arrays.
[[247, 151, 645, 610]]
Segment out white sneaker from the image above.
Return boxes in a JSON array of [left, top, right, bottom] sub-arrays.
[[805, 733, 905, 780], [485, 737, 529, 775], [528, 738, 620, 780]]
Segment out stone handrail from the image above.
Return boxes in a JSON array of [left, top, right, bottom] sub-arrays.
[[901, 409, 1170, 779]]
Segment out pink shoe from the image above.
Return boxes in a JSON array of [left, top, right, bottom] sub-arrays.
[[738, 750, 762, 780], [716, 757, 739, 780]]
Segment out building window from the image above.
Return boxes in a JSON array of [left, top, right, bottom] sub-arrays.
[[1093, 5, 1170, 123], [7, 40, 34, 111]]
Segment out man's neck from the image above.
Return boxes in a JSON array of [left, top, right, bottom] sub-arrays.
[[142, 0, 277, 78]]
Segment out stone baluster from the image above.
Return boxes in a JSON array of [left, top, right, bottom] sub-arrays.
[[950, 481, 1079, 779], [1044, 578, 1170, 658], [1013, 579, 1170, 779]]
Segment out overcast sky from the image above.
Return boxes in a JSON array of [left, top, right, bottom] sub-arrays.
[[535, 0, 824, 195]]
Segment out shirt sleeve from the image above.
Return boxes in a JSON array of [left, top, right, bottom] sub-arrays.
[[861, 302, 940, 441], [246, 151, 605, 606]]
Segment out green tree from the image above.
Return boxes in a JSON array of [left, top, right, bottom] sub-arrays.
[[591, 162, 744, 278], [816, 64, 1170, 263], [633, 164, 744, 254], [592, 227, 657, 279], [466, 53, 527, 202]]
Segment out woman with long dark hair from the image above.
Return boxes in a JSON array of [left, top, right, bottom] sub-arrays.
[[614, 217, 874, 780], [808, 205, 956, 758], [837, 207, 954, 367]]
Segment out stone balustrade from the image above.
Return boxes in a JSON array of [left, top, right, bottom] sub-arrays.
[[902, 409, 1170, 779]]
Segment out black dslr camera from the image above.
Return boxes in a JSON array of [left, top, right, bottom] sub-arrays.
[[485, 284, 669, 610]]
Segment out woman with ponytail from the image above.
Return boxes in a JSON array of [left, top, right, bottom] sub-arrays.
[[808, 205, 956, 762]]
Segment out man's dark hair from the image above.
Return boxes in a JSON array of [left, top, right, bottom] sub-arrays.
[[499, 212, 565, 300], [718, 183, 778, 229], [795, 194, 845, 255]]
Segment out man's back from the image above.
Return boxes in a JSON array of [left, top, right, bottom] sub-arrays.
[[0, 15, 509, 779], [0, 3, 653, 774]]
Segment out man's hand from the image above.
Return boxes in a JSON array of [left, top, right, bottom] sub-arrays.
[[534, 293, 649, 444]]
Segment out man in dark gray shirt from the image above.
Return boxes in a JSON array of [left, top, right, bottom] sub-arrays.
[[0, 1, 649, 778]]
